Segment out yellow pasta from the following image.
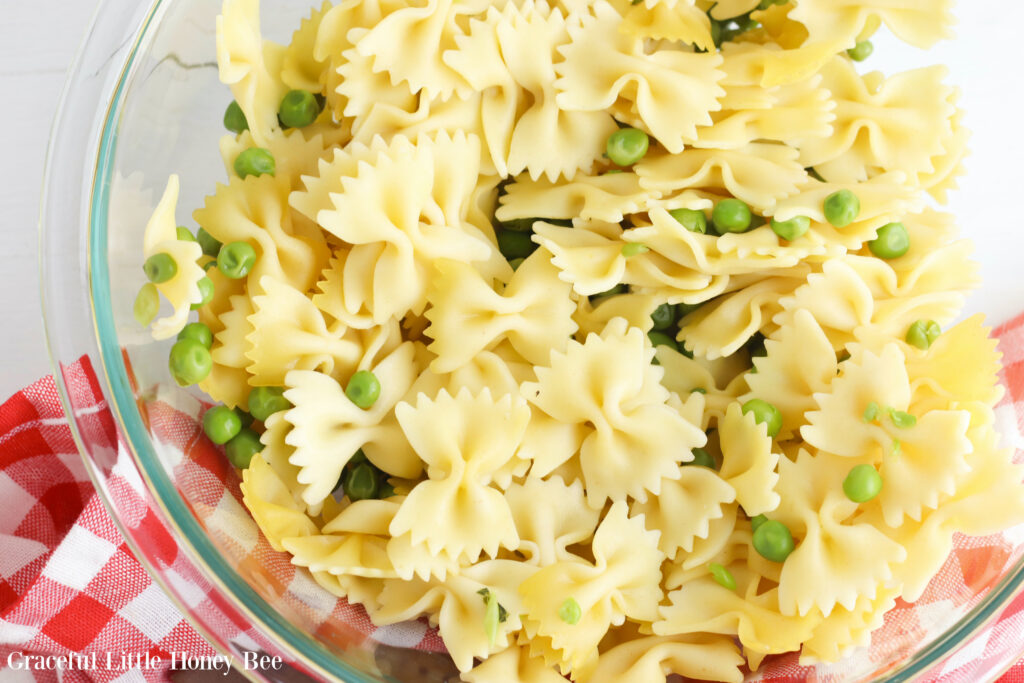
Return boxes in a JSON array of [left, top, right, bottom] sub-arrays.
[[135, 0, 1024, 678]]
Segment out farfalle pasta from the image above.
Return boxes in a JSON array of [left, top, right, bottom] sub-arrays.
[[135, 0, 1022, 680]]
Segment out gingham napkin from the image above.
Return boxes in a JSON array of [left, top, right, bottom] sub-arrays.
[[3, 313, 1024, 682]]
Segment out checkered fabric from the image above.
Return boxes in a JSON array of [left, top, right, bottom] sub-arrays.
[[2, 312, 1024, 681]]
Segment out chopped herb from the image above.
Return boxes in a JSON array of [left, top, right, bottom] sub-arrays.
[[477, 588, 508, 623], [863, 402, 880, 423]]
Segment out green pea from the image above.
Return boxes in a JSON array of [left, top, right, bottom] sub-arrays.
[[708, 562, 736, 590], [225, 427, 264, 468], [500, 217, 536, 232], [710, 18, 723, 47], [592, 284, 627, 300], [497, 231, 537, 259], [750, 514, 768, 532], [248, 386, 292, 422], [234, 148, 276, 179], [133, 283, 160, 327], [509, 257, 525, 271], [868, 222, 910, 259], [847, 40, 874, 62], [606, 128, 649, 166], [168, 339, 213, 386], [669, 208, 708, 234], [823, 189, 860, 228], [344, 463, 380, 501], [350, 449, 369, 466], [203, 405, 242, 445], [197, 228, 222, 258], [191, 277, 215, 311], [346, 370, 381, 409], [691, 387, 707, 394], [278, 89, 321, 128], [712, 199, 752, 233], [752, 519, 795, 562], [224, 100, 249, 135], [558, 598, 582, 625], [758, 0, 786, 7], [888, 409, 917, 429], [770, 215, 811, 241], [621, 242, 650, 257], [648, 331, 679, 352], [143, 253, 178, 284], [687, 448, 717, 470], [843, 464, 882, 503], [177, 226, 196, 242], [178, 322, 213, 349], [650, 303, 677, 330], [906, 320, 941, 350], [741, 398, 782, 438], [217, 241, 258, 279]]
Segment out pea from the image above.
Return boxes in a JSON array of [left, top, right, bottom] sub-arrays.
[[868, 222, 910, 259], [620, 242, 650, 257], [499, 218, 535, 232], [497, 231, 537, 259], [823, 189, 860, 228], [606, 128, 649, 166], [143, 253, 177, 284], [770, 215, 811, 241], [223, 100, 249, 134], [247, 386, 292, 422], [669, 208, 708, 234], [650, 303, 677, 330], [906, 320, 941, 350], [278, 89, 321, 128], [197, 228, 222, 258], [190, 276, 215, 311], [178, 322, 213, 349], [888, 409, 917, 429], [741, 398, 782, 438], [758, 0, 787, 7], [203, 405, 242, 445], [509, 257, 525, 271], [648, 331, 679, 352], [558, 598, 582, 625], [133, 283, 160, 327], [750, 514, 768, 532], [168, 339, 213, 386], [708, 562, 736, 590], [378, 481, 396, 499], [217, 241, 258, 280], [234, 148, 276, 179], [177, 226, 196, 242], [344, 462, 379, 501], [843, 464, 882, 503], [752, 519, 795, 562], [712, 199, 752, 233], [847, 40, 874, 62], [710, 18, 723, 47], [225, 427, 264, 468], [687, 448, 718, 470], [346, 370, 381, 410]]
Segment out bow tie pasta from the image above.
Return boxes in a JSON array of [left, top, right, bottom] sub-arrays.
[[136, 0, 1024, 679]]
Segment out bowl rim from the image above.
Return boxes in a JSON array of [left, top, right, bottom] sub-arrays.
[[42, 0, 1024, 679]]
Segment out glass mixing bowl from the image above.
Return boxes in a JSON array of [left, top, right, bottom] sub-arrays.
[[38, 0, 1024, 680]]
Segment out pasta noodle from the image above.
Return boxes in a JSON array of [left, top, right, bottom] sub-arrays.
[[137, 0, 1023, 678]]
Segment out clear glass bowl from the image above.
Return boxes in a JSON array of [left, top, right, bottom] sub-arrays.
[[38, 0, 1024, 681]]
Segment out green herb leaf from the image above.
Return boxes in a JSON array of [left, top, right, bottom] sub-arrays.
[[558, 598, 582, 625], [863, 401, 880, 423]]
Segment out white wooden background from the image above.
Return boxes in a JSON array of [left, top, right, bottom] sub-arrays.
[[1, 1, 1023, 405], [1, 2, 98, 397]]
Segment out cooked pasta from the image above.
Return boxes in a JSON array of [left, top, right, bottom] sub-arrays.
[[137, 0, 1023, 680]]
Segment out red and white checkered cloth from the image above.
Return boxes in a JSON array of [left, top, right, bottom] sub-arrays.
[[4, 313, 1024, 682]]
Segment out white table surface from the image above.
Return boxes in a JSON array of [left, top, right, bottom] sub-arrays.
[[1, 2, 1023, 402]]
